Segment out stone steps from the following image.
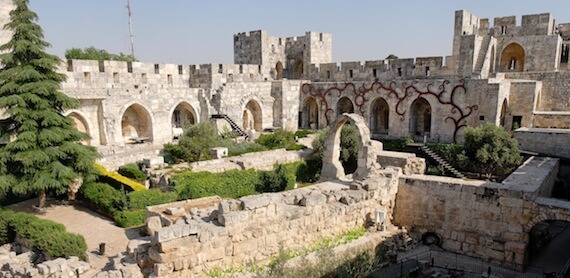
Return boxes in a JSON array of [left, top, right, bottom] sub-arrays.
[[212, 114, 248, 137], [420, 145, 466, 179]]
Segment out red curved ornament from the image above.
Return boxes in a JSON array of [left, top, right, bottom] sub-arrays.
[[301, 79, 478, 143]]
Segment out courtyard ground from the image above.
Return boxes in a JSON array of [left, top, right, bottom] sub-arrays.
[[8, 198, 140, 277]]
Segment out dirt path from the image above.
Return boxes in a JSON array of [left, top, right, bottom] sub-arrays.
[[8, 198, 141, 277]]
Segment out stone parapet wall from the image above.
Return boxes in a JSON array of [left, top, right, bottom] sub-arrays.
[[393, 156, 560, 270], [515, 127, 570, 159], [143, 168, 400, 277]]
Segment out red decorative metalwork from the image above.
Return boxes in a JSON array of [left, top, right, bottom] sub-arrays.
[[301, 79, 478, 142]]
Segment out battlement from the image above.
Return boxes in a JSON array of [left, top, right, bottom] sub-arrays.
[[455, 10, 556, 38]]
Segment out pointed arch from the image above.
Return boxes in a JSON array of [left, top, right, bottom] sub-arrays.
[[500, 98, 509, 128], [171, 102, 197, 128], [293, 59, 304, 79], [500, 43, 525, 72], [243, 99, 262, 132], [336, 97, 354, 115], [303, 97, 319, 129], [120, 103, 153, 143], [409, 98, 431, 136], [369, 97, 389, 135], [67, 111, 91, 145], [275, 61, 283, 80]]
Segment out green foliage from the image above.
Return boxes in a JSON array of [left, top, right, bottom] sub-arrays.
[[463, 123, 522, 179], [381, 137, 413, 151], [0, 209, 87, 261], [95, 164, 147, 192], [118, 163, 147, 182], [78, 182, 122, 216], [256, 164, 296, 193], [113, 209, 146, 228], [311, 125, 359, 173], [294, 159, 322, 183], [172, 169, 259, 200], [177, 122, 221, 162], [0, 0, 99, 207], [65, 47, 137, 62], [163, 143, 186, 164], [218, 140, 267, 157], [294, 129, 315, 138], [256, 129, 296, 150], [127, 189, 177, 209], [285, 143, 306, 151]]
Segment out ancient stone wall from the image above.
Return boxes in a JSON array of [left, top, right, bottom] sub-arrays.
[[515, 127, 570, 160], [393, 156, 560, 270], [0, 0, 13, 54], [145, 169, 400, 277]]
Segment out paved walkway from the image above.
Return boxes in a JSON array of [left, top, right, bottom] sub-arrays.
[[8, 198, 140, 277]]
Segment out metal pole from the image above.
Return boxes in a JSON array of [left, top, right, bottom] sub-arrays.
[[127, 0, 135, 58]]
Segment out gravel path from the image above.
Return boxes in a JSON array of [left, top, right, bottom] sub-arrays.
[[8, 198, 141, 277]]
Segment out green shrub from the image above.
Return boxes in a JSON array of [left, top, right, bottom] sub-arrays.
[[95, 164, 147, 192], [256, 129, 296, 150], [78, 182, 121, 216], [294, 130, 314, 138], [257, 164, 296, 193], [0, 209, 87, 261], [127, 189, 177, 210], [294, 159, 321, 183], [118, 164, 147, 182], [285, 143, 306, 151], [163, 143, 187, 164], [177, 122, 221, 162], [114, 209, 146, 228], [172, 169, 259, 200], [218, 140, 267, 157]]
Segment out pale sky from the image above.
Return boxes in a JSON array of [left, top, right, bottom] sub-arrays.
[[27, 1, 570, 65]]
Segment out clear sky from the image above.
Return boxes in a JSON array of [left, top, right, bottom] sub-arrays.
[[28, 1, 570, 65]]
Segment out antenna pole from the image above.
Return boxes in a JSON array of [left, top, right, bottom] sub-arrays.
[[127, 0, 135, 58]]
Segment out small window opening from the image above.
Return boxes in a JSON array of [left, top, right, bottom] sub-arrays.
[[562, 44, 569, 64], [141, 73, 147, 84], [326, 71, 331, 79], [178, 65, 183, 75], [509, 58, 517, 70], [218, 64, 223, 74], [239, 65, 243, 74], [425, 66, 430, 76], [479, 115, 485, 121], [167, 74, 173, 86], [512, 116, 522, 129], [66, 60, 73, 72], [349, 69, 353, 78], [98, 61, 105, 73], [154, 64, 160, 74], [372, 69, 377, 78], [127, 62, 133, 73], [397, 67, 402, 76], [279, 38, 282, 45], [501, 26, 507, 35], [319, 33, 323, 42], [83, 72, 91, 84], [113, 72, 119, 83]]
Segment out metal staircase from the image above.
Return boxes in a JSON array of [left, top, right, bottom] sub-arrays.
[[420, 145, 466, 179], [211, 114, 247, 137]]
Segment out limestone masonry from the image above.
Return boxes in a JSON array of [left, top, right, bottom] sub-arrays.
[[2, 2, 570, 167]]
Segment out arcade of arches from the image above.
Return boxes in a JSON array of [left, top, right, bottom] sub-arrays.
[[121, 104, 153, 142], [243, 100, 262, 132]]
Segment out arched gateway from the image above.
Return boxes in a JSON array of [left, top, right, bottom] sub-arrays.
[[320, 113, 383, 181]]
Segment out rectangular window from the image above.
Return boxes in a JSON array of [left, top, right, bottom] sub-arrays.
[[509, 58, 517, 70], [349, 70, 353, 78], [397, 67, 402, 76], [258, 65, 262, 74], [167, 74, 173, 86], [562, 44, 569, 64], [218, 64, 223, 74], [479, 115, 485, 121], [127, 62, 133, 73], [154, 64, 160, 74], [372, 69, 377, 78], [98, 61, 105, 73], [113, 72, 119, 83], [66, 60, 73, 72], [425, 66, 430, 76], [512, 116, 522, 130], [178, 65, 183, 75], [239, 64, 243, 74], [501, 26, 507, 35], [326, 71, 331, 78], [83, 72, 91, 85], [319, 33, 323, 42]]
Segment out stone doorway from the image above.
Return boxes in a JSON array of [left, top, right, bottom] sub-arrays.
[[303, 97, 319, 129], [409, 98, 431, 138], [171, 102, 197, 128], [275, 61, 283, 80], [337, 97, 354, 115], [243, 100, 262, 132], [370, 97, 389, 136]]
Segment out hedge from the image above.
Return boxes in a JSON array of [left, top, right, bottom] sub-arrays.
[[0, 209, 87, 261], [172, 169, 259, 200], [78, 182, 123, 216], [114, 209, 146, 228], [95, 164, 147, 192], [118, 163, 147, 182], [127, 189, 178, 210]]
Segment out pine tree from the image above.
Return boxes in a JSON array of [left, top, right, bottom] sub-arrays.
[[0, 0, 98, 208]]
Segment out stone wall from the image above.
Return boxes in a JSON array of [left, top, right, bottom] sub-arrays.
[[0, 0, 13, 55], [144, 167, 400, 277], [515, 127, 570, 159], [393, 156, 560, 270]]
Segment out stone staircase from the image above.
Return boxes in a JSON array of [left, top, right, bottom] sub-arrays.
[[420, 145, 466, 179], [473, 35, 492, 78], [211, 114, 248, 137]]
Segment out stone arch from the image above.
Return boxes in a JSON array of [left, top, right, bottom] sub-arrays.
[[293, 59, 303, 79], [336, 97, 354, 115], [120, 103, 153, 143], [303, 97, 319, 129], [171, 102, 197, 128], [67, 111, 91, 145], [409, 98, 432, 137], [275, 61, 283, 80], [320, 113, 378, 181], [243, 99, 262, 132], [500, 43, 525, 72], [369, 97, 389, 135], [500, 98, 509, 127]]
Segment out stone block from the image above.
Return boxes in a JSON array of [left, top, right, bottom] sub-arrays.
[[240, 195, 271, 210], [299, 192, 327, 207], [165, 207, 185, 217]]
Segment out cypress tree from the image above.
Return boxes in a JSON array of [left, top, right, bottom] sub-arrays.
[[0, 0, 98, 208]]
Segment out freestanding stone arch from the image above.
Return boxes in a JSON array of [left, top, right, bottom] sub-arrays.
[[320, 113, 382, 181], [120, 103, 153, 143]]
